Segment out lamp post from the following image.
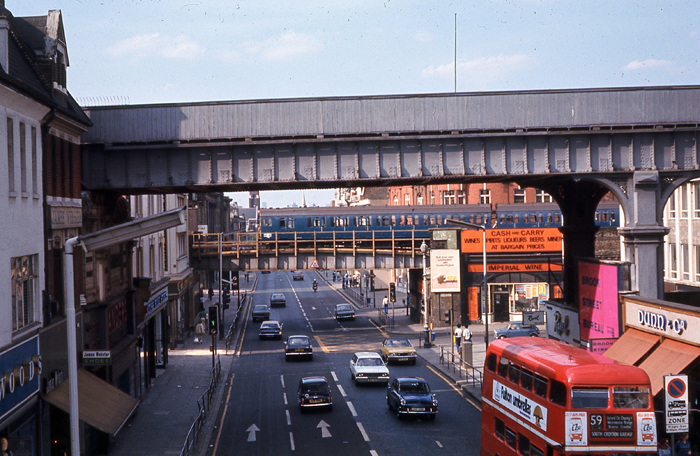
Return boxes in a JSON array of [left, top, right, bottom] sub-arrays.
[[420, 240, 429, 330], [445, 220, 489, 346]]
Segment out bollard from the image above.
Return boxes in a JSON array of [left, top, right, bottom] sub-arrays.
[[423, 326, 432, 348]]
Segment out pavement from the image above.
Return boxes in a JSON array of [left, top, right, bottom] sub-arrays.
[[106, 272, 501, 456]]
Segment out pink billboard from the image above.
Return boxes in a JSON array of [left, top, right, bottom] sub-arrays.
[[578, 260, 620, 344]]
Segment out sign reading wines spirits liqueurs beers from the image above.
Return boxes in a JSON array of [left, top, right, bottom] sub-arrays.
[[460, 228, 563, 253]]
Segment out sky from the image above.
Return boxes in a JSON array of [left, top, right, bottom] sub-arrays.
[[13, 0, 699, 207]]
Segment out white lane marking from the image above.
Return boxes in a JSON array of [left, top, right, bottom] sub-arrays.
[[283, 393, 288, 405], [286, 274, 314, 332], [280, 375, 285, 388], [331, 371, 338, 382], [436, 441, 443, 448], [356, 422, 370, 442], [317, 420, 332, 438], [346, 401, 358, 417], [286, 410, 291, 426], [338, 384, 347, 397], [290, 432, 295, 451], [246, 424, 259, 442], [370, 451, 379, 456]]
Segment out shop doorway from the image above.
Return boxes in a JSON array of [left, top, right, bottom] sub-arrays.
[[493, 290, 510, 322]]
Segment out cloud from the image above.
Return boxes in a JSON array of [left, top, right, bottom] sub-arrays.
[[622, 59, 675, 71], [413, 31, 432, 44], [241, 30, 322, 61], [422, 54, 531, 81], [105, 33, 204, 60]]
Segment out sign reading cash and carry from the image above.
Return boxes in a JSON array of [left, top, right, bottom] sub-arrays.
[[83, 351, 111, 365], [664, 375, 689, 433]]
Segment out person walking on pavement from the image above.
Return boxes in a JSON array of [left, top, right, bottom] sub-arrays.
[[462, 324, 473, 344], [454, 324, 463, 351], [676, 433, 692, 456], [382, 295, 389, 314], [658, 438, 671, 456], [194, 318, 206, 344]]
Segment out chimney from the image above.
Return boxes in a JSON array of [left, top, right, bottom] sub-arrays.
[[0, 17, 8, 73]]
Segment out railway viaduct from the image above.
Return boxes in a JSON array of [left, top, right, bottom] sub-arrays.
[[80, 85, 700, 303]]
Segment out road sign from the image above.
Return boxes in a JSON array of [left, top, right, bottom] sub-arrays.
[[310, 258, 320, 269], [664, 375, 689, 433]]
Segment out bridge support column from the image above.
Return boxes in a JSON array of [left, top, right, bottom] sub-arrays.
[[618, 171, 670, 300]]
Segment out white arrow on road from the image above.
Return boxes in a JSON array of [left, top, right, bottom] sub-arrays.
[[247, 424, 260, 442], [317, 420, 332, 438]]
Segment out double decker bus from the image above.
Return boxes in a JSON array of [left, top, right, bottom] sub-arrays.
[[481, 337, 657, 456]]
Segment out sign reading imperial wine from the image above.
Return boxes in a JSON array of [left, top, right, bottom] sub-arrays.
[[492, 380, 548, 431]]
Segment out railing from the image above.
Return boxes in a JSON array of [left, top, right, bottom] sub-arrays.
[[179, 357, 222, 456], [225, 291, 247, 353], [437, 344, 483, 387]]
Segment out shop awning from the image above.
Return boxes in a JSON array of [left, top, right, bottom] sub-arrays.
[[603, 328, 659, 365], [638, 338, 700, 395], [43, 369, 139, 435]]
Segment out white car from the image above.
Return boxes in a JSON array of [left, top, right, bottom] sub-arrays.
[[349, 352, 390, 385]]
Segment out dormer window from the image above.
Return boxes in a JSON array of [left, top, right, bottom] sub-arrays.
[[56, 51, 66, 88]]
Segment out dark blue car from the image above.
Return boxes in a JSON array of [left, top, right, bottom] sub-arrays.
[[386, 377, 437, 420]]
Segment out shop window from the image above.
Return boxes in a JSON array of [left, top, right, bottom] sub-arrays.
[[11, 255, 37, 331]]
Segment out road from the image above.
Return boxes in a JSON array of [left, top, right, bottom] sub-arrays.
[[210, 271, 482, 456]]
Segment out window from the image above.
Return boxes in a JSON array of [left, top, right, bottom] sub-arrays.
[[430, 191, 435, 205], [669, 244, 678, 279], [508, 363, 520, 384], [519, 434, 531, 456], [506, 214, 513, 224], [694, 182, 700, 218], [535, 189, 552, 203], [513, 187, 526, 204], [19, 122, 26, 193], [695, 246, 700, 281], [262, 218, 272, 227], [393, 195, 399, 206], [399, 215, 405, 226], [443, 190, 456, 205], [681, 185, 689, 218], [391, 215, 396, 226], [497, 356, 509, 378], [505, 427, 517, 449], [669, 192, 676, 218], [612, 386, 649, 409], [571, 388, 609, 408], [550, 379, 567, 406], [531, 445, 544, 456], [553, 213, 561, 223], [495, 418, 505, 440], [11, 255, 37, 331], [520, 368, 534, 391], [682, 244, 690, 280], [429, 216, 436, 225], [534, 374, 548, 398], [480, 189, 491, 205], [7, 118, 14, 193], [404, 193, 410, 205], [177, 233, 187, 258], [406, 216, 412, 226], [487, 353, 497, 372], [417, 194, 424, 205], [31, 126, 38, 196]]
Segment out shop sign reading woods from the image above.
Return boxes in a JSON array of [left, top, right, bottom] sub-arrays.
[[461, 228, 563, 254], [1, 337, 42, 420]]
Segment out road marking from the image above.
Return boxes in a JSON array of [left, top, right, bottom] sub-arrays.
[[370, 451, 379, 456], [436, 441, 443, 448], [290, 432, 295, 451], [338, 384, 347, 397], [346, 401, 358, 417], [317, 420, 332, 438], [286, 410, 291, 425], [280, 375, 285, 388], [246, 424, 259, 442], [314, 336, 329, 353], [211, 373, 235, 456], [426, 364, 481, 411], [283, 392, 288, 405], [331, 371, 338, 382], [356, 422, 370, 441]]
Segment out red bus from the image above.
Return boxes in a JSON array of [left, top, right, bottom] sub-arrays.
[[481, 337, 657, 456]]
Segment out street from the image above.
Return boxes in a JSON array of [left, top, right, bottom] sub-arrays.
[[210, 271, 482, 456]]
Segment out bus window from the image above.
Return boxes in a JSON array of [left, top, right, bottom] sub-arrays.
[[520, 368, 533, 391], [497, 356, 509, 378], [530, 445, 544, 456], [505, 427, 517, 449], [519, 434, 531, 456], [487, 353, 497, 372], [508, 363, 520, 384], [571, 388, 609, 408], [550, 379, 567, 406], [534, 374, 548, 398], [613, 386, 650, 409], [495, 418, 505, 440]]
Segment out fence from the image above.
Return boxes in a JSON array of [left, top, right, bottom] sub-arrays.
[[437, 344, 483, 388], [225, 291, 247, 353], [179, 357, 222, 456]]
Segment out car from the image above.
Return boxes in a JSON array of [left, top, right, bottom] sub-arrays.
[[335, 304, 355, 321], [285, 335, 313, 361], [380, 337, 417, 365], [270, 293, 286, 307], [292, 271, 304, 281], [297, 376, 332, 411], [494, 321, 540, 339], [386, 377, 437, 419], [258, 320, 283, 339], [251, 304, 270, 322], [350, 352, 390, 385]]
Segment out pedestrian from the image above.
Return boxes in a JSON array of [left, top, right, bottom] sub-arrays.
[[1, 437, 11, 456], [658, 438, 671, 456], [208, 286, 214, 300], [454, 324, 463, 350], [382, 296, 389, 314], [675, 433, 692, 456], [194, 318, 206, 344], [462, 324, 473, 344]]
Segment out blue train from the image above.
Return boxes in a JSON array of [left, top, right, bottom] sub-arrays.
[[259, 202, 620, 240]]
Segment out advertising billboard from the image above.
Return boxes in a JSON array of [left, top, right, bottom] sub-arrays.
[[461, 228, 562, 254], [578, 260, 621, 344], [430, 249, 461, 293]]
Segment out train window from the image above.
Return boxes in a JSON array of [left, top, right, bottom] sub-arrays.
[[307, 217, 312, 228], [377, 216, 382, 226], [554, 213, 561, 223], [368, 216, 373, 226], [538, 213, 543, 224], [529, 214, 536, 224], [423, 215, 428, 226], [427, 216, 435, 225], [437, 215, 442, 225], [399, 215, 405, 226], [383, 216, 390, 226], [546, 213, 552, 223], [406, 216, 412, 226], [469, 214, 474, 224], [262, 218, 272, 227], [414, 216, 418, 226], [601, 212, 609, 222], [611, 211, 616, 222], [460, 215, 465, 222], [391, 215, 396, 226], [484, 214, 489, 224], [331, 217, 337, 227], [476, 215, 482, 224], [594, 211, 600, 221], [499, 214, 505, 225], [506, 214, 513, 224], [279, 218, 286, 229], [514, 214, 520, 224]]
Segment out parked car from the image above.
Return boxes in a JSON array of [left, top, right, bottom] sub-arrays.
[[251, 304, 270, 322], [258, 320, 283, 339], [292, 271, 304, 281], [297, 376, 332, 411], [350, 352, 390, 385], [270, 293, 286, 307], [335, 304, 355, 321], [386, 377, 437, 420], [285, 335, 313, 361], [494, 321, 540, 339], [380, 337, 417, 364]]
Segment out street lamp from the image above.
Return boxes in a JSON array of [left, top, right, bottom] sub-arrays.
[[445, 220, 489, 346], [420, 240, 429, 329]]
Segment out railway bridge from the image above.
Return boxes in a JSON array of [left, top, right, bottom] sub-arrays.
[[81, 85, 700, 302]]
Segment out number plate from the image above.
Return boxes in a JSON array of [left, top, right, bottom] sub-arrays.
[[412, 407, 425, 412], [309, 398, 323, 404]]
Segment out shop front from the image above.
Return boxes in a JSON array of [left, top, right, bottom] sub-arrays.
[[138, 285, 169, 393]]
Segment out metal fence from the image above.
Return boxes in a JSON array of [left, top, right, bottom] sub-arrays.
[[179, 357, 222, 456], [225, 291, 247, 353], [437, 344, 483, 387]]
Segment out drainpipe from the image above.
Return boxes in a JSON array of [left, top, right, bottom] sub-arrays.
[[64, 236, 81, 456]]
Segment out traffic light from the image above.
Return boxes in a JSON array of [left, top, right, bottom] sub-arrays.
[[389, 282, 396, 303], [370, 277, 375, 292], [208, 306, 218, 335]]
